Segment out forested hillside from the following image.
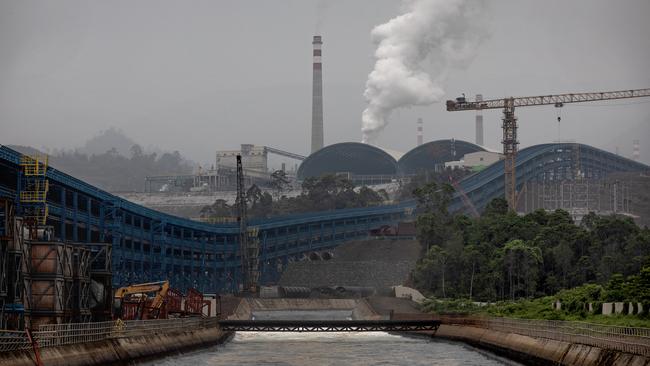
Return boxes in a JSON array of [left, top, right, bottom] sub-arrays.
[[413, 182, 650, 302], [9, 129, 193, 192]]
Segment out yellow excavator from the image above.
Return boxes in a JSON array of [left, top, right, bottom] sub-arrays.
[[114, 281, 170, 320]]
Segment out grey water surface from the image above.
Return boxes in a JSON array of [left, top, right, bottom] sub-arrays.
[[143, 331, 523, 366]]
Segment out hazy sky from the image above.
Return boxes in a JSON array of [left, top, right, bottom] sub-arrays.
[[1, 0, 649, 166]]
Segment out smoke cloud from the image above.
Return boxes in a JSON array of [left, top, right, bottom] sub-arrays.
[[361, 0, 486, 144]]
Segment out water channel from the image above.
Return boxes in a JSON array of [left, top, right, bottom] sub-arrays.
[[143, 331, 523, 366]]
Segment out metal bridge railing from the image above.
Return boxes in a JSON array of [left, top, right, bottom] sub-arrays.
[[0, 317, 220, 352], [439, 316, 650, 357]]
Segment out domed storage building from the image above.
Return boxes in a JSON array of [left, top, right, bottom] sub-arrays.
[[397, 139, 485, 175], [297, 142, 398, 184]]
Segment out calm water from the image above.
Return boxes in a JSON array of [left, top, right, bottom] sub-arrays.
[[144, 331, 523, 366]]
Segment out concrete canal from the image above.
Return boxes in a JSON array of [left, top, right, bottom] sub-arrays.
[[143, 331, 521, 366]]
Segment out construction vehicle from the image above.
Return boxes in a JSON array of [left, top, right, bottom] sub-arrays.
[[113, 280, 170, 320], [446, 88, 650, 209]]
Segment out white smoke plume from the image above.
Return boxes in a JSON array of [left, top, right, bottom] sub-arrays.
[[361, 0, 486, 144]]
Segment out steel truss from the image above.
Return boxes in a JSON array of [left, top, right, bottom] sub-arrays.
[[218, 319, 441, 332]]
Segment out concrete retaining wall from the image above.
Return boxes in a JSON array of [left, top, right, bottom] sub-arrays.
[[434, 324, 650, 366], [229, 298, 381, 320], [0, 326, 229, 366]]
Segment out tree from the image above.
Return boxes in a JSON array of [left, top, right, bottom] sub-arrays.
[[499, 239, 543, 299], [463, 244, 482, 300], [414, 182, 455, 250], [484, 197, 509, 216], [246, 184, 263, 207], [414, 245, 449, 297], [200, 199, 233, 220], [270, 170, 290, 199], [413, 181, 454, 215]]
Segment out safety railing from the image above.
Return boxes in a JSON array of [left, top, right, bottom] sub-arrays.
[[0, 317, 220, 351], [440, 316, 650, 357], [486, 318, 650, 357], [0, 331, 32, 352]]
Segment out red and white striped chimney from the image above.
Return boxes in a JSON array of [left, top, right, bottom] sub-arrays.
[[417, 118, 423, 146], [633, 140, 640, 160], [311, 35, 324, 153]]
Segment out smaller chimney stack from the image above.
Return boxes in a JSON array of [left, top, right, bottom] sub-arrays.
[[475, 94, 484, 146], [417, 118, 423, 146], [633, 140, 640, 160], [311, 35, 324, 153]]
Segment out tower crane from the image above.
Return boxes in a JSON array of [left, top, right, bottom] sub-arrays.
[[446, 88, 650, 209], [236, 155, 259, 294]]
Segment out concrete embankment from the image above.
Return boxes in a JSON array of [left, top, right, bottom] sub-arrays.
[[229, 298, 381, 320], [432, 324, 649, 366], [365, 297, 649, 365], [0, 326, 230, 366]]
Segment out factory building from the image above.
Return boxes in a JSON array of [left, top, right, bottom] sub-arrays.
[[216, 144, 268, 173], [396, 139, 486, 175], [297, 139, 488, 184], [297, 142, 398, 185], [445, 151, 504, 171]]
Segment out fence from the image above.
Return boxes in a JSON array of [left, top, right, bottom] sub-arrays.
[[0, 330, 31, 352], [3, 316, 650, 357], [488, 318, 650, 357], [0, 317, 219, 352], [439, 316, 650, 357]]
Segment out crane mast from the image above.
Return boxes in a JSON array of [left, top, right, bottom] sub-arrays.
[[446, 88, 650, 209], [236, 155, 259, 294]]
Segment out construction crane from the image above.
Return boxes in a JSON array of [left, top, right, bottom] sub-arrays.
[[446, 88, 650, 209], [236, 155, 259, 294]]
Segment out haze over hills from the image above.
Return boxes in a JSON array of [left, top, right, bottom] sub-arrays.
[[9, 128, 193, 192]]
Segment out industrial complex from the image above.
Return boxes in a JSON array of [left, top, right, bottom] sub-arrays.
[[1, 27, 650, 366]]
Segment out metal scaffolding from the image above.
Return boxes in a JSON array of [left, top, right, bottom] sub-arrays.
[[520, 179, 631, 222]]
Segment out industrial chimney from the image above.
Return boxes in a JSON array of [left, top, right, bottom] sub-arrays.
[[417, 118, 423, 146], [633, 140, 640, 160], [475, 94, 484, 146], [311, 35, 324, 153]]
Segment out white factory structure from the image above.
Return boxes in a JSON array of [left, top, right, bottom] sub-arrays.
[[216, 144, 269, 173], [445, 151, 504, 171]]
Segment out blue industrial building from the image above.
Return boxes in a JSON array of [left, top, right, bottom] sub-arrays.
[[0, 142, 647, 297]]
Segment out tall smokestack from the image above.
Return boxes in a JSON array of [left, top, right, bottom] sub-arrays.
[[417, 118, 423, 146], [475, 94, 484, 146], [633, 140, 640, 160], [311, 35, 324, 153]]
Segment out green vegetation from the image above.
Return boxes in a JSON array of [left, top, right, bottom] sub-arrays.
[[398, 167, 472, 200], [420, 276, 650, 327], [201, 174, 389, 220], [50, 144, 193, 192], [11, 128, 193, 192], [412, 181, 650, 326]]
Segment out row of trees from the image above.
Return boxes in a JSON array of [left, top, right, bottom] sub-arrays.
[[413, 181, 650, 302], [200, 174, 389, 220], [51, 144, 193, 192]]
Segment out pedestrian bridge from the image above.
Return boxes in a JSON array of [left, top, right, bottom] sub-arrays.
[[218, 319, 441, 332]]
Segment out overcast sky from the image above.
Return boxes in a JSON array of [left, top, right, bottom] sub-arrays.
[[1, 0, 649, 166]]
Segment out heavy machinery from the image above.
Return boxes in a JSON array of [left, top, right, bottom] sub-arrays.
[[446, 88, 650, 208], [113, 280, 170, 320]]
